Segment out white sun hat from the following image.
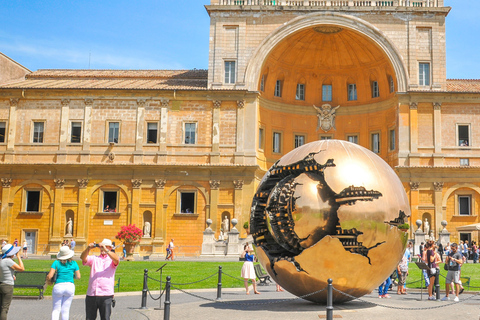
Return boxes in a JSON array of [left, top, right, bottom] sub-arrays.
[[57, 246, 74, 260], [100, 239, 113, 247], [1, 244, 21, 258]]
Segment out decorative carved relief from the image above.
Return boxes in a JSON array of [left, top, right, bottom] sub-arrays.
[[236, 100, 245, 109], [154, 179, 166, 189], [409, 182, 420, 190], [409, 102, 418, 110], [84, 98, 94, 106], [54, 179, 65, 189], [9, 98, 19, 107], [433, 102, 442, 110], [1, 178, 12, 188], [212, 100, 222, 109], [160, 99, 170, 108], [77, 179, 89, 188], [61, 99, 70, 106], [314, 104, 340, 132], [433, 182, 444, 192], [131, 179, 143, 188], [137, 99, 146, 107], [233, 180, 244, 190], [209, 180, 220, 190], [108, 152, 115, 161]]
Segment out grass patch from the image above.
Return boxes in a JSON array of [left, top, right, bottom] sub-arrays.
[[405, 262, 480, 289], [15, 259, 246, 297]]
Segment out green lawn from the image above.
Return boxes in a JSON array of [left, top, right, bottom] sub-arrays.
[[15, 259, 480, 297], [15, 259, 247, 296]]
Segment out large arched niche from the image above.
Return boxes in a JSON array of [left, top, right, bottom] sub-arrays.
[[244, 12, 408, 94]]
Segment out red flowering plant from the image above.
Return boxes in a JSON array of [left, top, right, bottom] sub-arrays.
[[116, 224, 143, 243]]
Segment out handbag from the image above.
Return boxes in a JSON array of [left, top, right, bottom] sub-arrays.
[[430, 267, 436, 275], [47, 262, 58, 285], [444, 263, 448, 271]]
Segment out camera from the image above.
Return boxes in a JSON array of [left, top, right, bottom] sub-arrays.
[[94, 243, 100, 248]]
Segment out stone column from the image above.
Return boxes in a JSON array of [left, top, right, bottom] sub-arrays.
[[0, 178, 12, 239], [134, 99, 146, 163], [209, 180, 220, 234], [131, 179, 142, 227], [211, 101, 221, 163], [51, 179, 65, 244], [153, 179, 166, 255], [409, 182, 420, 239], [82, 99, 93, 162], [76, 179, 89, 249], [433, 182, 444, 239], [235, 100, 245, 164], [6, 99, 18, 162]]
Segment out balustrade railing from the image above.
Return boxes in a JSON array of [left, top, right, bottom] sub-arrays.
[[215, 0, 443, 7]]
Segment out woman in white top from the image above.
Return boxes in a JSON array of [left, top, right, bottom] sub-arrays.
[[22, 241, 28, 259], [0, 244, 24, 319]]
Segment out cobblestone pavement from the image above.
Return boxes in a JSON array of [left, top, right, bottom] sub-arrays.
[[8, 285, 480, 320]]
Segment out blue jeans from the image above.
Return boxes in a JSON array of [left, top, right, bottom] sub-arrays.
[[378, 277, 391, 296]]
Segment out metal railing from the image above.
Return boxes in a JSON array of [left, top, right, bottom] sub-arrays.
[[214, 0, 443, 7]]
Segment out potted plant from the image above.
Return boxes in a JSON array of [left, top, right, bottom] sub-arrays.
[[398, 223, 410, 232], [116, 224, 143, 261], [243, 221, 249, 235]]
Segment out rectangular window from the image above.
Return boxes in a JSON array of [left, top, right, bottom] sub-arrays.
[[389, 129, 396, 151], [260, 75, 266, 92], [71, 122, 82, 143], [347, 135, 358, 144], [180, 191, 196, 214], [296, 84, 305, 100], [371, 81, 379, 98], [371, 132, 380, 154], [419, 63, 430, 86], [322, 85, 332, 102], [26, 190, 40, 212], [294, 135, 305, 148], [458, 125, 469, 146], [108, 122, 119, 143], [0, 122, 5, 143], [103, 191, 118, 212], [274, 80, 282, 97], [459, 195, 471, 215], [224, 61, 236, 84], [147, 122, 158, 144], [347, 84, 357, 101], [460, 158, 470, 166], [184, 123, 196, 144], [33, 122, 44, 143], [273, 132, 282, 153], [320, 136, 332, 140], [258, 127, 265, 150]]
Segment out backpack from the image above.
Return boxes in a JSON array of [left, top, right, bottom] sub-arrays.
[[399, 256, 408, 272]]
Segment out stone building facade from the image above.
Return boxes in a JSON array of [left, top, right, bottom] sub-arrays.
[[0, 0, 479, 256]]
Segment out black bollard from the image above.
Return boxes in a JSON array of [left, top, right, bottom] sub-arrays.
[[164, 276, 171, 320], [326, 279, 334, 320], [216, 266, 222, 301], [141, 269, 148, 309], [435, 268, 441, 300]]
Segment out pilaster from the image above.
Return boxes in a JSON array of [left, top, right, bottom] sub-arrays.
[[0, 178, 12, 239], [211, 101, 221, 163], [233, 179, 244, 222], [409, 181, 420, 238], [6, 99, 18, 162], [235, 100, 245, 164], [409, 102, 419, 166], [82, 99, 93, 162], [153, 179, 166, 249], [433, 182, 444, 238], [134, 99, 146, 163], [209, 180, 220, 233], [159, 99, 169, 153], [51, 179, 65, 242], [76, 179, 89, 246], [131, 179, 142, 226]]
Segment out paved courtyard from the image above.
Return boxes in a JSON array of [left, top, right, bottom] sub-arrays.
[[8, 285, 480, 320]]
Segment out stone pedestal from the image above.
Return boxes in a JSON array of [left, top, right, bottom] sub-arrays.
[[227, 228, 240, 256], [201, 228, 216, 256], [414, 230, 426, 257], [439, 231, 451, 247]]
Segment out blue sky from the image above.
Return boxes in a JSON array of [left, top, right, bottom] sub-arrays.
[[0, 0, 478, 79]]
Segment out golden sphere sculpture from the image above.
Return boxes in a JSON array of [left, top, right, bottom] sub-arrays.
[[250, 140, 410, 303]]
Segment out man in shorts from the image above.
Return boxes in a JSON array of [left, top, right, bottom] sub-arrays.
[[441, 243, 463, 302]]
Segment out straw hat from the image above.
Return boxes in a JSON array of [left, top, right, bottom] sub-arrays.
[[2, 244, 21, 258], [57, 246, 74, 260], [100, 239, 113, 247]]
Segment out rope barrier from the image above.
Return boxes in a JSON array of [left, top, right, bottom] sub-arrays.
[[222, 271, 248, 282], [170, 272, 218, 286]]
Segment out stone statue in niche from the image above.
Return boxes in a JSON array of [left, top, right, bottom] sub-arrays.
[[143, 221, 151, 238], [423, 218, 430, 235], [65, 218, 73, 236], [222, 216, 229, 233]]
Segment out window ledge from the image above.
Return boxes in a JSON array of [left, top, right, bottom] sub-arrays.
[[452, 215, 477, 218], [173, 213, 199, 218], [96, 212, 121, 216], [19, 211, 43, 215]]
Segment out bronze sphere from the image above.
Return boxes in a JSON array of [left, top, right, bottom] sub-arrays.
[[250, 140, 410, 302]]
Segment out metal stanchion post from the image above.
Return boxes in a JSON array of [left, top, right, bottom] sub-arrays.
[[164, 276, 171, 320], [435, 268, 440, 300], [326, 278, 333, 320], [141, 269, 148, 309], [216, 266, 222, 301]]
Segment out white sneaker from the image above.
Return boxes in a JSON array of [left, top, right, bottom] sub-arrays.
[[454, 296, 459, 302], [441, 296, 450, 301]]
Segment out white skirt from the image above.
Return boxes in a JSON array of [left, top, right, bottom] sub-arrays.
[[241, 261, 256, 280]]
